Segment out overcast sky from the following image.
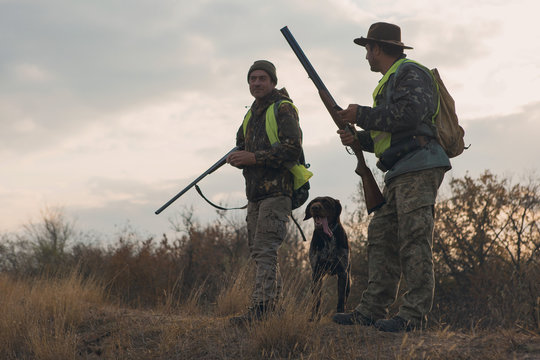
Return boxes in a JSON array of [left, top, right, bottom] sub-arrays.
[[2, 0, 539, 240]]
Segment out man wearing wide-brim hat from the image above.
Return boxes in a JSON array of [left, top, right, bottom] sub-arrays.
[[332, 22, 451, 332]]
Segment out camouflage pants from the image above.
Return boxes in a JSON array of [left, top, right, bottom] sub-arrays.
[[355, 167, 445, 324], [246, 195, 291, 305]]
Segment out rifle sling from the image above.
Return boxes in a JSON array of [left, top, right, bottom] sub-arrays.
[[194, 184, 247, 210], [194, 185, 307, 242], [290, 213, 307, 242]]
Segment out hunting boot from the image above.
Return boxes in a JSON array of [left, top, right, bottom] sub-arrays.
[[230, 302, 271, 326], [374, 316, 422, 332], [332, 310, 375, 326]]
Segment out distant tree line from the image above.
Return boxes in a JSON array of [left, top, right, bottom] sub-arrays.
[[0, 170, 538, 330]]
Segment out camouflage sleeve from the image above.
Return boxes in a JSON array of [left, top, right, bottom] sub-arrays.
[[355, 64, 437, 133], [254, 102, 302, 168], [235, 123, 245, 150]]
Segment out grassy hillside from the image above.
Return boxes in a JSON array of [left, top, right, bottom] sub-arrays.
[[1, 272, 539, 360], [1, 171, 539, 358]]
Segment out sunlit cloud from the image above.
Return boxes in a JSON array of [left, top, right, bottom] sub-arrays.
[[1, 0, 538, 236]]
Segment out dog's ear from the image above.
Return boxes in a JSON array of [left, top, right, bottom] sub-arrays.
[[334, 198, 342, 218], [304, 199, 314, 220]]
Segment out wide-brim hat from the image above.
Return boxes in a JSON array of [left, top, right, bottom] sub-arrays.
[[354, 22, 413, 49]]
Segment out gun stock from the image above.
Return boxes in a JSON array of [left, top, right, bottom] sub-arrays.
[[155, 146, 239, 215], [280, 26, 384, 213]]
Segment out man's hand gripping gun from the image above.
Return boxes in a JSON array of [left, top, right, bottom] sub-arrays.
[[280, 26, 384, 213]]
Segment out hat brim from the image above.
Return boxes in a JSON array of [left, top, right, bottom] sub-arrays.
[[354, 37, 413, 49]]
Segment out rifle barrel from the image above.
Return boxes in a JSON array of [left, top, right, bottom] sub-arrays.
[[280, 26, 385, 214], [155, 146, 239, 215], [280, 26, 337, 104]]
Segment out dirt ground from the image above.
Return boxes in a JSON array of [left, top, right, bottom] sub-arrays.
[[77, 307, 540, 360]]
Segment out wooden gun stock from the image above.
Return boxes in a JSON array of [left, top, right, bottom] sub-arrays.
[[281, 26, 384, 213]]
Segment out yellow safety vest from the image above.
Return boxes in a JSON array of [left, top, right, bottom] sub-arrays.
[[370, 58, 440, 158], [242, 100, 313, 190]]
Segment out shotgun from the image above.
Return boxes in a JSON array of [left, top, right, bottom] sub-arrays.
[[280, 26, 385, 213], [155, 146, 239, 214]]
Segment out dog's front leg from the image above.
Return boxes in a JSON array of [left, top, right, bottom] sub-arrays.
[[311, 268, 324, 320], [336, 272, 348, 313]]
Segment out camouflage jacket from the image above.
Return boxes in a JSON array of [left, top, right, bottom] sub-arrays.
[[356, 56, 438, 139], [355, 57, 450, 182], [235, 88, 303, 202]]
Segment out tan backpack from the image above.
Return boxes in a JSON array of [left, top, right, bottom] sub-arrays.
[[431, 68, 466, 158], [396, 61, 467, 158]]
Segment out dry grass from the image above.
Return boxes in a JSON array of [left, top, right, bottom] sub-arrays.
[[0, 271, 104, 359], [215, 265, 252, 316], [1, 270, 539, 359]]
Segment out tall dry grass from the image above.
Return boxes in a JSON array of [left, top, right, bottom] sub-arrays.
[[0, 271, 104, 360], [149, 264, 539, 360], [1, 174, 539, 359], [0, 264, 538, 359], [248, 280, 317, 358], [214, 264, 253, 316], [154, 265, 320, 359]]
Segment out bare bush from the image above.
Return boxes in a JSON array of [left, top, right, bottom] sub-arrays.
[[434, 170, 540, 328]]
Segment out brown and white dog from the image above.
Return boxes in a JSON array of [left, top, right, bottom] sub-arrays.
[[304, 196, 351, 318]]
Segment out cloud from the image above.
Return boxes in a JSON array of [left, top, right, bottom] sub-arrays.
[[455, 101, 540, 179], [1, 0, 539, 237], [13, 63, 53, 83], [59, 99, 540, 237]]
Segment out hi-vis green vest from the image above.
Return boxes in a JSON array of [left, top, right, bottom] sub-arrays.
[[242, 100, 313, 190], [370, 58, 440, 157]]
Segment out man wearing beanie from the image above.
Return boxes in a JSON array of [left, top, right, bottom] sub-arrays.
[[332, 22, 451, 332], [227, 60, 306, 325]]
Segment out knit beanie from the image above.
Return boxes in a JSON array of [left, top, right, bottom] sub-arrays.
[[247, 60, 277, 84]]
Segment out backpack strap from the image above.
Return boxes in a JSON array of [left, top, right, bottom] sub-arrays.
[[242, 100, 312, 190], [242, 100, 297, 144], [395, 60, 440, 124]]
